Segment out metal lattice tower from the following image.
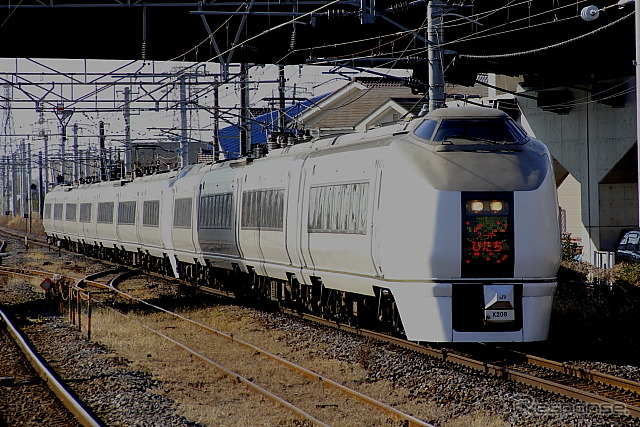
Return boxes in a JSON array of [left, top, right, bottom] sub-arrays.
[[1, 80, 16, 215]]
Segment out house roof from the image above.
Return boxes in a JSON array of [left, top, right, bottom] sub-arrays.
[[299, 78, 425, 131], [218, 93, 328, 158]]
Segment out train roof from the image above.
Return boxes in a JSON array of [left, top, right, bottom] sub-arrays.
[[424, 106, 507, 119]]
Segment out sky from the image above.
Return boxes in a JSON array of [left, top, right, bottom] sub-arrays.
[[0, 58, 410, 164]]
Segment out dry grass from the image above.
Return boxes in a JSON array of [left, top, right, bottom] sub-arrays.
[[0, 214, 45, 236], [89, 308, 304, 426], [5, 243, 510, 426], [86, 302, 509, 427]]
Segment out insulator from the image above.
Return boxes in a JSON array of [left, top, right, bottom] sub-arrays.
[[580, 6, 600, 21], [405, 78, 428, 91], [277, 134, 287, 147], [405, 56, 428, 64], [268, 133, 281, 150], [289, 29, 297, 51], [322, 9, 353, 19], [141, 42, 146, 61], [385, 2, 409, 14]]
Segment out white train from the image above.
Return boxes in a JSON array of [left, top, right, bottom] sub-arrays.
[[43, 106, 561, 342]]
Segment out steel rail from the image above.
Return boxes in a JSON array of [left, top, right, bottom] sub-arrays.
[[0, 307, 104, 427], [0, 266, 330, 425], [102, 279, 434, 427], [288, 310, 640, 418], [3, 226, 638, 419]]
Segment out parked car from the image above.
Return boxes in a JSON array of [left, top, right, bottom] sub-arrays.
[[616, 230, 640, 263]]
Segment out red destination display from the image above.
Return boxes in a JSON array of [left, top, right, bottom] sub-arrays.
[[462, 196, 513, 277]]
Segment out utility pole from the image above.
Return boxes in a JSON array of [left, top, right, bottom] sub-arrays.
[[21, 140, 27, 219], [240, 63, 251, 156], [179, 75, 189, 168], [85, 147, 91, 182], [11, 152, 17, 216], [38, 151, 44, 217], [43, 134, 49, 193], [73, 123, 79, 184], [278, 65, 286, 133], [123, 86, 132, 176], [213, 77, 220, 161], [54, 104, 73, 184], [99, 121, 106, 181], [1, 156, 7, 215], [427, 0, 446, 112]]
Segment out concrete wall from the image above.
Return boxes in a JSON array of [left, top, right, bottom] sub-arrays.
[[558, 174, 587, 247], [517, 81, 637, 254]]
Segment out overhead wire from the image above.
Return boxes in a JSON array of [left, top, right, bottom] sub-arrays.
[[0, 0, 24, 29], [458, 10, 634, 59], [443, 0, 598, 47]]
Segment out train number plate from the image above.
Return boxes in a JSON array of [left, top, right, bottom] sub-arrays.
[[484, 309, 515, 323]]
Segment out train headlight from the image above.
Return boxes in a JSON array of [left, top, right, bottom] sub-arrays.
[[489, 200, 504, 213], [469, 200, 484, 213]]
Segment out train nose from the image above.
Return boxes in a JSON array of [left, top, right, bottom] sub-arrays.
[[483, 284, 515, 323]]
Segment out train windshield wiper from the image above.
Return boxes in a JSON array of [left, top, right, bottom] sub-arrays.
[[442, 134, 499, 145]]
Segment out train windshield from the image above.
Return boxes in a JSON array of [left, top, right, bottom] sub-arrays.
[[417, 118, 529, 145]]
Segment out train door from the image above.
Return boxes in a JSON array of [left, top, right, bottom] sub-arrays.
[[160, 188, 178, 277], [234, 176, 245, 262], [370, 159, 384, 277], [297, 165, 313, 274]]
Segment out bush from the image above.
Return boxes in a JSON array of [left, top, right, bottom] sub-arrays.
[[561, 232, 579, 261], [613, 261, 640, 287]]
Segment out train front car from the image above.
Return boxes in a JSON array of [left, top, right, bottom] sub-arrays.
[[382, 106, 561, 342]]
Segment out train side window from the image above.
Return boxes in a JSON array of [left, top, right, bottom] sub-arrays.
[[413, 119, 438, 141], [308, 182, 368, 234], [53, 203, 63, 220], [97, 202, 114, 224], [143, 200, 160, 227], [173, 198, 193, 228], [199, 193, 233, 229], [65, 203, 77, 222], [117, 201, 137, 225], [79, 203, 92, 223], [241, 189, 284, 230]]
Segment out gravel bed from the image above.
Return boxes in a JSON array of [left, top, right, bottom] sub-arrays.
[[254, 310, 640, 426], [0, 324, 81, 427], [2, 234, 640, 426], [0, 243, 203, 427]]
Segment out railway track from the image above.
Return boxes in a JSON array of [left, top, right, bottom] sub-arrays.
[[4, 259, 640, 421], [287, 310, 640, 418], [2, 225, 640, 423], [0, 304, 102, 426], [41, 267, 435, 426]]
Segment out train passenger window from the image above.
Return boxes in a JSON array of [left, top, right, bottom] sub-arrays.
[[44, 203, 52, 220], [173, 198, 193, 228], [143, 200, 160, 227], [53, 204, 63, 220], [241, 189, 284, 230], [97, 202, 115, 224], [308, 182, 368, 234], [413, 119, 438, 141], [79, 203, 92, 223], [200, 193, 233, 229], [65, 204, 77, 222], [117, 201, 137, 225]]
